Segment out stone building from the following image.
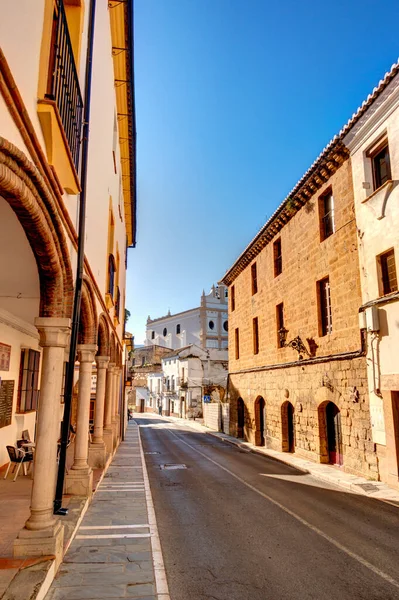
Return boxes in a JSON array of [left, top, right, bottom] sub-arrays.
[[343, 61, 399, 489], [127, 344, 172, 412], [145, 285, 229, 350], [0, 0, 135, 564], [221, 122, 379, 480]]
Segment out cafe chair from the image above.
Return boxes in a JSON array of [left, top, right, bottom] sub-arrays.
[[4, 445, 33, 481]]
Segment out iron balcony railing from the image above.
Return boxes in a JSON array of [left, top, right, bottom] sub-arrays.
[[46, 0, 83, 172]]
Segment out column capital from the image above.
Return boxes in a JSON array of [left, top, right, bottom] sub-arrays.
[[108, 362, 116, 371], [96, 355, 110, 369], [34, 317, 71, 348], [77, 344, 97, 363]]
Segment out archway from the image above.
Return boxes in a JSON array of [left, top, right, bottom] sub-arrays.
[[237, 397, 244, 438], [325, 402, 343, 465], [78, 278, 97, 345], [254, 396, 265, 446], [281, 401, 295, 452], [97, 314, 110, 357]]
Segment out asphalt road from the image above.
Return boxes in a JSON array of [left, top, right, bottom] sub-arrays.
[[137, 415, 399, 600]]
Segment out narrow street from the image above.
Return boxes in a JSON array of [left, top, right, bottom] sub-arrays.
[[138, 415, 399, 600]]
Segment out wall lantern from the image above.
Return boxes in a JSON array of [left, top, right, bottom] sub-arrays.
[[278, 327, 310, 361]]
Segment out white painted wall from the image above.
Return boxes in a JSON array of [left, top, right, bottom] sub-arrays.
[[146, 309, 201, 349]]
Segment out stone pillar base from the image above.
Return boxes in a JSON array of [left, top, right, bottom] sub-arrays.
[[14, 521, 64, 567], [64, 468, 93, 497], [89, 442, 106, 469], [103, 427, 113, 455]]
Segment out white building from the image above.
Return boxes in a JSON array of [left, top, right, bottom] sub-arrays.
[[145, 285, 229, 350], [148, 345, 228, 419], [343, 61, 399, 489]]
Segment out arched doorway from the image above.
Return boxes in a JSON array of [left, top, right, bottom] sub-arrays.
[[254, 396, 265, 446], [326, 402, 343, 466], [237, 397, 244, 438], [281, 401, 295, 452]]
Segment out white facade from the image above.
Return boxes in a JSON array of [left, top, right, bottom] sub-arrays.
[[145, 285, 228, 350], [343, 68, 399, 488]]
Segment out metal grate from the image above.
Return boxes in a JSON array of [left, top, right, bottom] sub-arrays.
[[46, 0, 83, 171]]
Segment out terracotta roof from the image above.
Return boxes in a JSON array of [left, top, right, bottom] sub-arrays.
[[220, 58, 399, 286]]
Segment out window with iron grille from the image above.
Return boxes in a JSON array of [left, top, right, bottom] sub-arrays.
[[276, 303, 284, 348], [251, 263, 258, 295], [17, 349, 40, 413], [46, 0, 83, 171], [231, 285, 235, 311], [372, 142, 391, 190], [319, 190, 335, 241], [253, 317, 259, 355], [378, 249, 398, 296], [235, 328, 240, 360], [318, 277, 332, 336], [274, 239, 282, 276], [108, 254, 116, 297], [115, 286, 121, 319]]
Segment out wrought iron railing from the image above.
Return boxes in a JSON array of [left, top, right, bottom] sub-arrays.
[[46, 0, 83, 172]]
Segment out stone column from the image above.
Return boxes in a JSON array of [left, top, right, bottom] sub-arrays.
[[88, 355, 109, 468], [103, 362, 115, 454], [14, 317, 70, 563], [65, 344, 96, 497], [111, 366, 119, 449]]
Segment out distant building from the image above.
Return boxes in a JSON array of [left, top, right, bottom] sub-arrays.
[[127, 345, 172, 412], [145, 285, 229, 350], [148, 345, 228, 419]]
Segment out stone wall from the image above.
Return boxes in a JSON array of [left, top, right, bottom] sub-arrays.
[[225, 158, 380, 480], [229, 356, 378, 479]]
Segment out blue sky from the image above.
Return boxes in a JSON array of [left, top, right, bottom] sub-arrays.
[[127, 0, 399, 344]]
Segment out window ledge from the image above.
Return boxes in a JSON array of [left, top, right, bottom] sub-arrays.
[[361, 179, 393, 204], [37, 99, 81, 194]]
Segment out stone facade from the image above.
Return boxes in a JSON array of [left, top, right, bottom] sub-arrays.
[[222, 154, 379, 479]]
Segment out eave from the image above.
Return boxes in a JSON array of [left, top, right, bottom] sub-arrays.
[[109, 0, 137, 247]]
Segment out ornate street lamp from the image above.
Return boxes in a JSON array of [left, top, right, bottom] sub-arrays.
[[278, 327, 310, 361]]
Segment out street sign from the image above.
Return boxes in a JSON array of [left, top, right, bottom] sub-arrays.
[[203, 395, 211, 403]]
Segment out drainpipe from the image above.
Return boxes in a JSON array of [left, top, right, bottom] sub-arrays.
[[54, 0, 97, 514]]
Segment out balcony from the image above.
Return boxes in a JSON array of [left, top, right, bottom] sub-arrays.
[[38, 0, 83, 193]]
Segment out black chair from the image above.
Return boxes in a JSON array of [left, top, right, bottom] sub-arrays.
[[3, 445, 33, 481]]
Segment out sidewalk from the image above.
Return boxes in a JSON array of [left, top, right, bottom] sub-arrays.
[[164, 414, 399, 506], [43, 422, 169, 600]]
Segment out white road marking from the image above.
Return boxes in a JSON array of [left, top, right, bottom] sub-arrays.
[[76, 533, 151, 539], [80, 525, 149, 530], [168, 428, 399, 591], [138, 427, 170, 600]]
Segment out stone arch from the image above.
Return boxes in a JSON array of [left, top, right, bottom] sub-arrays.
[[78, 278, 97, 345], [254, 396, 265, 446], [97, 313, 110, 356], [0, 137, 73, 317], [281, 400, 295, 452], [318, 400, 343, 466]]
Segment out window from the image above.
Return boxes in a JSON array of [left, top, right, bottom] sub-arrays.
[[163, 328, 167, 337], [231, 285, 235, 311], [318, 277, 332, 336], [253, 317, 259, 355], [377, 249, 398, 296], [273, 239, 282, 276], [319, 190, 335, 241], [251, 263, 258, 295], [181, 368, 185, 383], [151, 331, 155, 340], [223, 320, 228, 332], [276, 303, 284, 348], [176, 324, 181, 334], [107, 254, 116, 297], [235, 328, 240, 359], [141, 356, 145, 367], [371, 142, 391, 190], [115, 286, 121, 320], [206, 339, 218, 348], [209, 320, 215, 330], [17, 349, 40, 413]]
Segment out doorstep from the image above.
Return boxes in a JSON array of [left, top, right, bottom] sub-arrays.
[[165, 415, 399, 506]]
